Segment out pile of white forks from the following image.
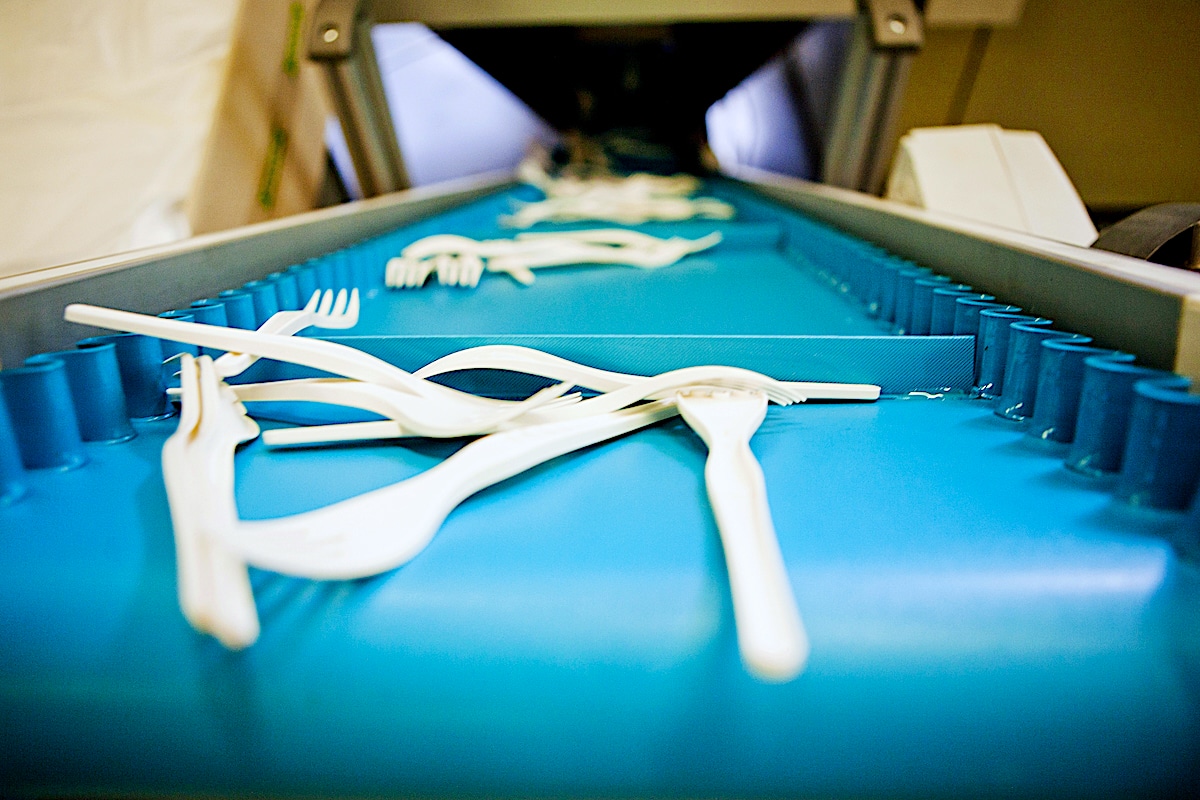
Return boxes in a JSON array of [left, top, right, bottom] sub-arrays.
[[508, 160, 737, 227], [65, 292, 879, 682], [385, 228, 724, 289]]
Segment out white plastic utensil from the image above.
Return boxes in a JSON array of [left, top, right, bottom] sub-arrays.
[[64, 304, 557, 415], [387, 231, 722, 288], [215, 401, 680, 580], [161, 353, 214, 635], [503, 194, 735, 227], [162, 354, 261, 649], [231, 377, 573, 439], [415, 345, 882, 402], [214, 288, 360, 378], [675, 387, 809, 682], [484, 234, 722, 282], [385, 255, 435, 288], [248, 363, 798, 448]]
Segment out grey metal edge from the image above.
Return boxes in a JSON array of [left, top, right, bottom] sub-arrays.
[[0, 172, 515, 369], [728, 165, 1200, 374]]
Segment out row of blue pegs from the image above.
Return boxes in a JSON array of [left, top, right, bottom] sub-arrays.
[[0, 234, 396, 507], [790, 220, 1200, 517], [871, 248, 1198, 514]]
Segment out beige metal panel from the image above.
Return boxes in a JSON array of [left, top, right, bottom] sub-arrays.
[[925, 0, 1025, 27], [373, 0, 1025, 26], [893, 0, 1200, 210], [372, 1, 855, 27]]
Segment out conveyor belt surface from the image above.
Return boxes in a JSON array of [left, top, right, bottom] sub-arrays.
[[2, 180, 1198, 798]]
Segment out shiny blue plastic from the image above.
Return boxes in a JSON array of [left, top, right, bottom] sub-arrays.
[[287, 262, 319, 302], [1026, 342, 1127, 444], [1116, 376, 1200, 510], [79, 332, 171, 419], [156, 311, 200, 364], [188, 299, 229, 358], [188, 298, 229, 327], [329, 249, 352, 289], [0, 359, 87, 470], [928, 286, 982, 335], [4, 179, 1199, 798], [313, 254, 337, 289], [975, 310, 1046, 398], [994, 325, 1088, 421], [0, 388, 28, 504], [24, 344, 135, 443], [953, 297, 1011, 339], [876, 258, 901, 322], [891, 265, 932, 334], [242, 279, 281, 327], [909, 278, 961, 336], [216, 290, 258, 329], [1066, 356, 1173, 476], [268, 270, 302, 310]]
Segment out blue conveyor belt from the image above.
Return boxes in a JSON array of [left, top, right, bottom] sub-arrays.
[[1, 180, 1198, 798]]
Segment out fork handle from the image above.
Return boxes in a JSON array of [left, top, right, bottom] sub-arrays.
[[703, 436, 809, 682]]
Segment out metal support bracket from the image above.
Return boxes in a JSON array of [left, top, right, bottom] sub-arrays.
[[310, 0, 410, 197], [821, 0, 923, 195]]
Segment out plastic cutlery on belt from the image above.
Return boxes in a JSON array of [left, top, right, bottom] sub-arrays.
[[484, 234, 722, 284], [415, 344, 882, 402], [248, 362, 804, 448], [64, 304, 566, 417], [214, 288, 360, 378], [232, 377, 574, 439], [256, 347, 880, 448], [163, 354, 261, 648], [205, 398, 680, 580], [386, 231, 723, 288], [676, 387, 809, 682]]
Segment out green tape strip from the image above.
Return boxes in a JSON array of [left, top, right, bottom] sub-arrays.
[[282, 2, 304, 77], [257, 125, 289, 211]]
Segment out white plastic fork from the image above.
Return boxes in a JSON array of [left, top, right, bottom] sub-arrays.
[[64, 305, 562, 417], [385, 256, 435, 288], [214, 288, 360, 378], [162, 354, 261, 649], [414, 345, 882, 402], [484, 234, 722, 283], [213, 400, 680, 580], [231, 377, 574, 439], [385, 252, 489, 289], [675, 387, 809, 682], [252, 363, 803, 448]]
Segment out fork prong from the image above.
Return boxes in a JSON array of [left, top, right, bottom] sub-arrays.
[[344, 289, 361, 322], [437, 256, 451, 286], [331, 289, 349, 316], [459, 253, 483, 287], [407, 259, 428, 288], [385, 257, 402, 288], [303, 290, 322, 312], [317, 289, 335, 316]]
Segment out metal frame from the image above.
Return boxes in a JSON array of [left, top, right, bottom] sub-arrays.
[[821, 0, 923, 194], [0, 173, 510, 368], [5, 165, 1198, 384], [728, 164, 1200, 379], [309, 0, 410, 197]]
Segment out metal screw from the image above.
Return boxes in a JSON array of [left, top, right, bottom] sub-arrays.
[[322, 26, 339, 43], [887, 14, 907, 35]]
